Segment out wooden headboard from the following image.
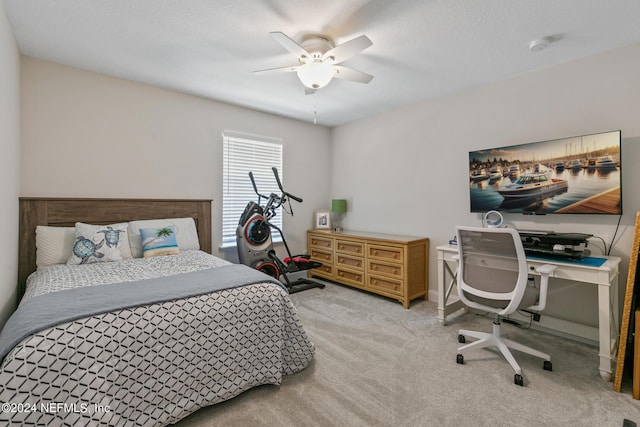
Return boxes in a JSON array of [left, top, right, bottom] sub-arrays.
[[18, 197, 213, 301]]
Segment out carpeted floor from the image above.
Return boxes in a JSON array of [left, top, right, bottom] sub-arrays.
[[176, 282, 640, 427]]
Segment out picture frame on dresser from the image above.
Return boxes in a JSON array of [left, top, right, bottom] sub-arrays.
[[314, 210, 331, 229]]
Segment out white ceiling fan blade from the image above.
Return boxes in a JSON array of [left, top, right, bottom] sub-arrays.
[[270, 31, 309, 59], [322, 35, 372, 63], [333, 65, 374, 84], [253, 65, 300, 75]]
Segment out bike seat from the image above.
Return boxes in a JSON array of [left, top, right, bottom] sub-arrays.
[[284, 256, 322, 271], [284, 254, 309, 263]]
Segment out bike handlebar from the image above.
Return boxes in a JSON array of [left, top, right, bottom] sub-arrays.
[[272, 166, 284, 191], [286, 192, 303, 203], [272, 167, 303, 203], [249, 172, 269, 200]]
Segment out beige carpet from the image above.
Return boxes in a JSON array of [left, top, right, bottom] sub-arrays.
[[176, 282, 640, 427]]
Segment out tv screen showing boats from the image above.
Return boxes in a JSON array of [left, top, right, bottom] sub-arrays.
[[469, 130, 622, 214]]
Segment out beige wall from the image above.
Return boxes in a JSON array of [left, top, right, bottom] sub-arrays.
[[332, 41, 640, 330], [0, 3, 20, 327], [20, 57, 332, 260], [15, 34, 640, 335]]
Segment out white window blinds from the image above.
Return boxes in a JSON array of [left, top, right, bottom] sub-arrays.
[[222, 131, 283, 247]]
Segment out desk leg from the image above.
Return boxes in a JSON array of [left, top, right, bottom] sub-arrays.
[[598, 281, 614, 382], [437, 255, 464, 325], [437, 255, 447, 324]]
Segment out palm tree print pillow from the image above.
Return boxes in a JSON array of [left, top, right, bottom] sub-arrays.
[[140, 225, 179, 258], [127, 218, 199, 258]]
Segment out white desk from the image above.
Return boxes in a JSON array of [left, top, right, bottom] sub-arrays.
[[436, 244, 621, 381]]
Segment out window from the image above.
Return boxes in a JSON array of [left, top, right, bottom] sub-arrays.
[[221, 130, 283, 248]]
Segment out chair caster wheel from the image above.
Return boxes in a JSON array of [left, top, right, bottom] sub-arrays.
[[458, 334, 466, 343], [543, 360, 552, 371], [514, 374, 524, 386], [456, 354, 464, 364]]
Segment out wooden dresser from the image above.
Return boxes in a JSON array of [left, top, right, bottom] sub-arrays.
[[307, 230, 428, 308]]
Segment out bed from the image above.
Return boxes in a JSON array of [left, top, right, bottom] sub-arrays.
[[0, 198, 315, 426]]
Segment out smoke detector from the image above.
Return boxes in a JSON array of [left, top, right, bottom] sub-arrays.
[[529, 36, 553, 52]]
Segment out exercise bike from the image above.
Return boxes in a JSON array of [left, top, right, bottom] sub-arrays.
[[236, 167, 325, 293]]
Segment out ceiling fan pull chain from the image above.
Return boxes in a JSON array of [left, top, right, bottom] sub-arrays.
[[313, 92, 318, 125]]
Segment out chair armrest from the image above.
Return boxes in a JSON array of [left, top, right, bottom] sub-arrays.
[[535, 264, 557, 276], [528, 264, 556, 312]]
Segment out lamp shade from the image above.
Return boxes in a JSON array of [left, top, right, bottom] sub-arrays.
[[331, 199, 347, 213], [297, 62, 335, 89]]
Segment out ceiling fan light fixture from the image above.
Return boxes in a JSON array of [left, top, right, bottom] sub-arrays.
[[256, 31, 373, 93], [297, 61, 335, 89]]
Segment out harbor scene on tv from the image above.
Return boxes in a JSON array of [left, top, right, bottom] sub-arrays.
[[469, 130, 622, 214]]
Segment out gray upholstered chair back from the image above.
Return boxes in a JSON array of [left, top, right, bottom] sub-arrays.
[[456, 226, 531, 314]]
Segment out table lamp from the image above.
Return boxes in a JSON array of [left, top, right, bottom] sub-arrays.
[[332, 199, 347, 232]]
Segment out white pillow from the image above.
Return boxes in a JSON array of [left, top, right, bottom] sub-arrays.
[[67, 222, 132, 265], [36, 226, 76, 268], [128, 217, 200, 258]]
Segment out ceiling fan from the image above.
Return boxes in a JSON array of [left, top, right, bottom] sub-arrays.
[[254, 31, 373, 92]]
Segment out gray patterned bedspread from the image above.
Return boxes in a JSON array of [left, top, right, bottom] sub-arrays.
[[0, 251, 315, 426]]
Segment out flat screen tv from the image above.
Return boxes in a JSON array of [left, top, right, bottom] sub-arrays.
[[469, 130, 622, 215]]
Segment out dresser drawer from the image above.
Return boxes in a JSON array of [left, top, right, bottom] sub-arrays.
[[310, 249, 333, 263], [336, 268, 364, 286], [310, 235, 333, 250], [336, 239, 364, 256], [337, 254, 364, 271], [368, 260, 403, 278], [367, 275, 403, 296], [312, 264, 334, 278], [367, 244, 404, 264]]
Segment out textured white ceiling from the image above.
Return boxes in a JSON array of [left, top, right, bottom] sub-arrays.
[[5, 0, 640, 127]]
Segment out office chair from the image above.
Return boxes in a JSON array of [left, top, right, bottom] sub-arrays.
[[454, 226, 556, 386]]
